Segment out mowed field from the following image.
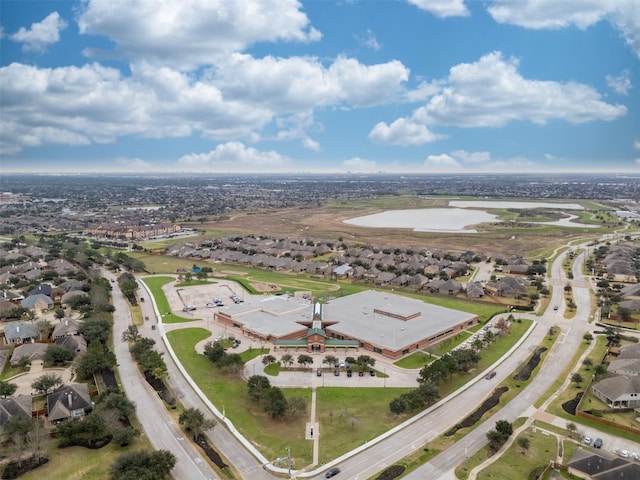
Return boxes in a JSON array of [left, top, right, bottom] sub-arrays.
[[180, 196, 618, 258]]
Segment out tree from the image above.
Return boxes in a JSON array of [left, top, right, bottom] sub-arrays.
[[203, 340, 225, 363], [356, 354, 376, 369], [571, 372, 584, 387], [297, 354, 313, 369], [31, 373, 62, 395], [96, 390, 136, 421], [264, 387, 288, 419], [262, 354, 277, 366], [517, 436, 530, 454], [617, 306, 632, 322], [566, 422, 578, 438], [286, 396, 307, 418], [36, 319, 52, 340], [486, 429, 507, 451], [594, 364, 607, 377], [247, 375, 271, 403], [110, 450, 176, 480], [121, 324, 140, 343], [389, 397, 407, 416], [54, 308, 65, 320], [582, 358, 593, 369], [280, 353, 293, 368], [79, 317, 112, 345], [323, 355, 338, 367], [583, 332, 594, 342], [0, 380, 18, 398], [178, 407, 216, 441], [44, 344, 76, 365], [495, 420, 513, 437]]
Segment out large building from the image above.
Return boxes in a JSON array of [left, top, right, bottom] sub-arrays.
[[214, 290, 478, 359]]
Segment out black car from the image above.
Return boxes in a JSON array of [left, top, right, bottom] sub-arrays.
[[370, 370, 376, 376], [346, 369, 352, 377], [325, 467, 340, 478], [594, 438, 603, 449]]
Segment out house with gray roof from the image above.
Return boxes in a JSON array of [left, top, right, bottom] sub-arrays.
[[10, 343, 48, 366], [52, 318, 81, 339], [20, 294, 54, 311], [608, 358, 640, 377], [54, 335, 87, 354], [618, 343, 640, 360], [3, 322, 38, 344], [0, 395, 32, 431], [592, 375, 640, 408], [47, 383, 93, 423]]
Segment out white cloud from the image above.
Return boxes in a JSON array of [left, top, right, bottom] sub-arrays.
[[302, 137, 321, 151], [177, 142, 292, 172], [10, 12, 67, 52], [423, 154, 462, 170], [424, 150, 538, 172], [115, 157, 154, 171], [408, 0, 470, 18], [356, 29, 381, 51], [369, 118, 444, 145], [487, 0, 640, 58], [371, 51, 627, 146], [634, 139, 640, 151], [606, 70, 632, 95], [77, 0, 321, 70], [342, 157, 378, 172]]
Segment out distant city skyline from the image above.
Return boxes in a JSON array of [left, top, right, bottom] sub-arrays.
[[1, 0, 639, 174]]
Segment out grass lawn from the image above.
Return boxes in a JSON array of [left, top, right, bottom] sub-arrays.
[[475, 427, 559, 480], [141, 276, 200, 323], [315, 387, 412, 464], [394, 350, 437, 369], [166, 328, 313, 465], [166, 327, 414, 468], [20, 441, 150, 480]]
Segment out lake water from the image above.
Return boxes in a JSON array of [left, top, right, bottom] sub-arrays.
[[344, 201, 597, 233]]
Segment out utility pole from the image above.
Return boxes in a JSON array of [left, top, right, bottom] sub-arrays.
[[287, 445, 291, 478]]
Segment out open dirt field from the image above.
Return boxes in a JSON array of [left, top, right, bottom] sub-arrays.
[[191, 202, 595, 257]]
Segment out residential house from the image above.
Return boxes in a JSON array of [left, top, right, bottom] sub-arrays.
[[592, 375, 640, 408], [0, 395, 32, 431], [10, 343, 48, 366], [52, 318, 81, 339], [54, 335, 87, 354], [618, 343, 640, 360], [466, 281, 485, 298], [20, 293, 54, 311], [608, 358, 640, 377], [3, 322, 38, 345], [46, 383, 93, 423]]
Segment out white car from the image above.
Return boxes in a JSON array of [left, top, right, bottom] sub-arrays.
[[620, 449, 629, 458], [583, 436, 592, 445]]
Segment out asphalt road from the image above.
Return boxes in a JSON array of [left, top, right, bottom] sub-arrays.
[[113, 233, 634, 480], [108, 271, 219, 480]]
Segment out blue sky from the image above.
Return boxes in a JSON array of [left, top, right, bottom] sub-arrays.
[[1, 0, 639, 174]]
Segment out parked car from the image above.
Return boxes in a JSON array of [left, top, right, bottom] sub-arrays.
[[370, 370, 376, 376], [347, 369, 352, 377], [583, 436, 592, 445], [334, 370, 339, 376], [594, 438, 603, 449], [316, 368, 322, 377], [358, 371, 364, 377], [182, 305, 196, 312], [140, 297, 144, 302], [206, 303, 217, 308], [620, 449, 629, 458], [325, 467, 340, 478], [151, 325, 156, 330]]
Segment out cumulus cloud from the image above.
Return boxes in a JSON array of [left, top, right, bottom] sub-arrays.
[[10, 11, 67, 52], [424, 150, 538, 172], [408, 0, 470, 18], [114, 157, 154, 171], [177, 142, 292, 172], [606, 70, 632, 95], [77, 0, 321, 70], [342, 157, 378, 172], [302, 137, 321, 151], [634, 139, 640, 151], [487, 0, 640, 58], [369, 118, 445, 145], [356, 29, 381, 51], [370, 51, 626, 145]]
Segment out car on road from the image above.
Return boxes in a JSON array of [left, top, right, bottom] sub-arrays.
[[553, 305, 559, 311], [583, 436, 592, 445], [144, 316, 149, 321], [182, 305, 196, 312], [325, 467, 340, 478], [485, 371, 497, 380], [206, 302, 217, 308], [594, 438, 603, 449]]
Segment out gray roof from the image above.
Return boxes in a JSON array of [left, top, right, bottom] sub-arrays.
[[10, 343, 48, 365], [608, 358, 640, 375], [47, 383, 92, 422], [20, 294, 54, 309], [323, 290, 477, 352], [618, 343, 640, 360], [52, 318, 81, 338], [3, 322, 38, 342], [592, 375, 640, 401], [0, 395, 32, 427]]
